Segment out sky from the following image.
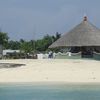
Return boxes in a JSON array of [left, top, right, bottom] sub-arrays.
[[0, 0, 100, 40]]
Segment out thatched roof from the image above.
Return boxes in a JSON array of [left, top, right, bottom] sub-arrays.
[[49, 17, 100, 48]]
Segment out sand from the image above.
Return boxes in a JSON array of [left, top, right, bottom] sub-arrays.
[[0, 59, 100, 83]]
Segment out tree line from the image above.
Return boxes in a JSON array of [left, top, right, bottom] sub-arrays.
[[0, 32, 61, 54]]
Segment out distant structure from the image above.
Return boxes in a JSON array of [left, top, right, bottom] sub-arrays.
[[3, 50, 20, 56], [0, 45, 3, 59], [49, 16, 100, 58]]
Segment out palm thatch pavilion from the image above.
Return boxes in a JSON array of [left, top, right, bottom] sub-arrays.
[[49, 16, 100, 58]]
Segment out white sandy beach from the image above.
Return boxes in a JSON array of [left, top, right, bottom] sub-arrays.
[[0, 59, 100, 83]]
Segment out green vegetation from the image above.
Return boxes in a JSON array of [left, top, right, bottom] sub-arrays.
[[0, 32, 9, 48], [1, 32, 61, 54]]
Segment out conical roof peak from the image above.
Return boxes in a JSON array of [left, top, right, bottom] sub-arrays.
[[49, 17, 100, 48], [83, 16, 88, 21]]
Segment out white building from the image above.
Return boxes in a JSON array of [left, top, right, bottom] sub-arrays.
[[3, 49, 20, 56]]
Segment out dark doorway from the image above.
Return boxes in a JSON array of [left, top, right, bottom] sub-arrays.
[[81, 47, 93, 58]]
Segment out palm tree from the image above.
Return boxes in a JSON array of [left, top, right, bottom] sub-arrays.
[[0, 32, 9, 58], [0, 32, 9, 45]]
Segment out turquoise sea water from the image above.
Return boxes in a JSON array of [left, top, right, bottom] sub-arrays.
[[0, 83, 100, 100]]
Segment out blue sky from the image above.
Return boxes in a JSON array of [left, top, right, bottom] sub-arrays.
[[0, 0, 100, 40]]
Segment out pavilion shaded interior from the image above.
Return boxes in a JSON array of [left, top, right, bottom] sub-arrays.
[[70, 46, 100, 58]]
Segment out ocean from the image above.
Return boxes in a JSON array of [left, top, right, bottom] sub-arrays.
[[0, 83, 100, 100]]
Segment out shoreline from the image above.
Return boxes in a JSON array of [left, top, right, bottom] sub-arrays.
[[0, 81, 100, 85], [1, 82, 100, 89]]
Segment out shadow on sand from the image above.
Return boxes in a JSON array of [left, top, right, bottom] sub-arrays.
[[0, 63, 25, 68]]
